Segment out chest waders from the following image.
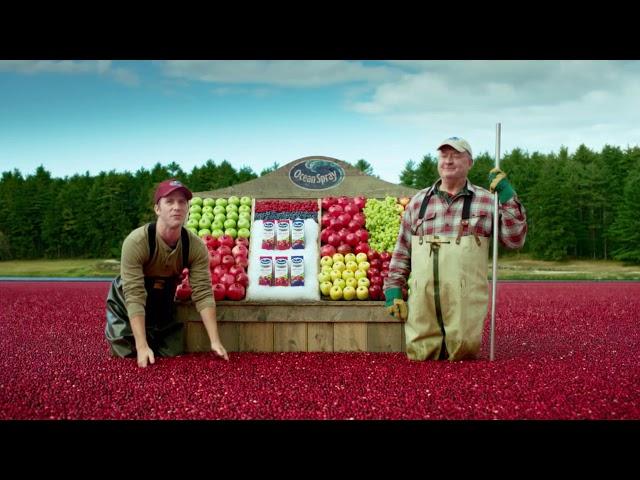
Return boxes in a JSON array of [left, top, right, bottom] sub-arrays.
[[105, 223, 190, 358], [405, 192, 489, 361]]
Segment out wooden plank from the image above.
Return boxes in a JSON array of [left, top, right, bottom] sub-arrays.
[[333, 323, 367, 352], [367, 323, 403, 352], [218, 322, 240, 352], [308, 323, 333, 352], [274, 323, 307, 352], [186, 322, 211, 353], [210, 303, 396, 323], [239, 323, 274, 352]]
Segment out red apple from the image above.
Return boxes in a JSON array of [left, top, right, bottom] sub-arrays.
[[347, 220, 360, 232], [226, 283, 246, 301], [321, 213, 332, 228], [367, 267, 380, 279], [370, 275, 383, 287], [209, 252, 221, 269], [352, 212, 365, 227], [337, 196, 350, 207], [370, 258, 381, 270], [235, 237, 250, 248], [231, 244, 248, 258], [345, 233, 358, 247], [379, 251, 391, 262], [211, 272, 221, 285], [337, 213, 352, 228], [320, 244, 337, 258], [235, 255, 249, 269], [218, 234, 235, 248], [367, 250, 380, 261], [327, 233, 341, 247], [213, 265, 228, 277], [337, 243, 352, 255], [344, 203, 359, 216], [235, 272, 249, 287], [328, 204, 343, 217], [206, 237, 219, 250], [321, 197, 336, 210], [229, 265, 244, 277], [355, 229, 368, 243], [320, 228, 332, 244], [329, 217, 341, 230], [212, 283, 226, 301], [354, 243, 369, 255], [368, 284, 382, 300], [381, 260, 390, 271], [217, 245, 232, 257], [220, 272, 235, 287], [353, 196, 366, 211], [221, 254, 235, 268]]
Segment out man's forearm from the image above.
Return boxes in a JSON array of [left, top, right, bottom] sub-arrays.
[[130, 314, 148, 349], [200, 306, 221, 344]]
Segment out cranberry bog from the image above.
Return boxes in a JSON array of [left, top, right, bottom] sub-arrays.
[[1, 280, 638, 420]]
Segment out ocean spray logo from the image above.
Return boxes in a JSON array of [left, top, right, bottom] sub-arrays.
[[288, 159, 345, 190]]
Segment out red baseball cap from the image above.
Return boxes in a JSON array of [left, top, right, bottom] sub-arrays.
[[154, 179, 193, 204]]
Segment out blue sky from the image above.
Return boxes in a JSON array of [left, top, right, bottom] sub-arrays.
[[2, 60, 639, 184]]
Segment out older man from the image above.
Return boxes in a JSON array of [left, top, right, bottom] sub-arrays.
[[383, 137, 527, 361]]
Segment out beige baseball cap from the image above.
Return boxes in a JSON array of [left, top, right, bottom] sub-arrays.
[[437, 137, 472, 157]]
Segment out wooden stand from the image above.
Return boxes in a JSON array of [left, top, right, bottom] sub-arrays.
[[176, 301, 404, 353]]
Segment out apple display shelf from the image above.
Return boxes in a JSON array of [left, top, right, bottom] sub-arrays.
[[178, 156, 417, 353]]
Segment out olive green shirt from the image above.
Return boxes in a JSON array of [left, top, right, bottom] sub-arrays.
[[120, 225, 214, 319]]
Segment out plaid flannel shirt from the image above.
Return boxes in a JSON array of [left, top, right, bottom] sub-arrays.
[[384, 179, 527, 292]]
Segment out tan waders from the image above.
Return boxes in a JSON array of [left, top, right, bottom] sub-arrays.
[[405, 192, 489, 361]]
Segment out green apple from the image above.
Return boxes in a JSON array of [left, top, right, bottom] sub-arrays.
[[345, 277, 358, 289], [189, 212, 202, 222], [203, 198, 215, 208], [189, 204, 202, 214], [211, 220, 224, 231], [356, 286, 369, 300], [344, 253, 356, 264], [190, 196, 203, 207], [226, 211, 239, 222], [211, 228, 224, 238], [237, 218, 251, 230], [224, 228, 237, 238], [332, 261, 345, 273], [214, 213, 226, 224], [320, 256, 333, 267], [198, 217, 212, 229], [187, 218, 199, 229], [223, 218, 236, 229], [319, 281, 332, 296], [238, 211, 251, 220], [198, 228, 211, 237], [187, 226, 198, 235], [329, 285, 343, 300], [225, 203, 238, 214], [341, 270, 354, 280], [239, 204, 251, 213], [357, 277, 370, 288], [202, 205, 214, 215], [202, 212, 214, 221], [343, 286, 356, 301], [237, 228, 251, 239], [213, 205, 226, 216], [228, 195, 240, 206], [318, 271, 331, 283], [215, 198, 228, 207], [240, 196, 252, 206]]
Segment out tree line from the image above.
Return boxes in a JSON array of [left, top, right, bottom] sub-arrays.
[[1, 146, 639, 263]]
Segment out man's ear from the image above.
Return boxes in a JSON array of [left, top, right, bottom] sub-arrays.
[[154, 202, 160, 215]]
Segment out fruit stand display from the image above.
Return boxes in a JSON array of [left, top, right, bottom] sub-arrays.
[[176, 156, 418, 353]]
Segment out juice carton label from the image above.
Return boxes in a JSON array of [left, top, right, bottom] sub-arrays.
[[258, 256, 273, 286], [276, 220, 291, 250], [261, 220, 275, 250], [290, 255, 305, 286], [274, 255, 290, 286], [291, 219, 305, 250]]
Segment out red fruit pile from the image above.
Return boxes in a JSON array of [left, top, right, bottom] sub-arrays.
[[254, 200, 318, 213], [320, 196, 369, 258], [365, 250, 395, 300], [1, 281, 639, 419], [203, 234, 248, 301]]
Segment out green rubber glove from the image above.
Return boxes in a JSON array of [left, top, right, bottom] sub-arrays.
[[488, 167, 516, 203], [384, 287, 408, 321]]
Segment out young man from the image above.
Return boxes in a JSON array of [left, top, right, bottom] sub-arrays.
[[384, 137, 527, 361], [105, 179, 228, 367]]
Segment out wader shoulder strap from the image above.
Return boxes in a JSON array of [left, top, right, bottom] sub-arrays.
[[145, 222, 190, 270], [418, 191, 434, 220], [146, 223, 157, 266], [181, 227, 190, 270]]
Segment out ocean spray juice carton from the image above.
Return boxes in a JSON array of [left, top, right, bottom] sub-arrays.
[[291, 219, 305, 250], [290, 255, 305, 286], [258, 256, 273, 286], [274, 256, 290, 286], [276, 220, 291, 250], [261, 220, 275, 250]]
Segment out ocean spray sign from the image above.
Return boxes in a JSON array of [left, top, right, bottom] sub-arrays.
[[288, 159, 345, 190]]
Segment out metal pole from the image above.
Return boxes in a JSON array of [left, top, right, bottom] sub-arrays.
[[490, 123, 501, 361]]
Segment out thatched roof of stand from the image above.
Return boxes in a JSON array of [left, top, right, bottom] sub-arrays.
[[194, 156, 419, 199]]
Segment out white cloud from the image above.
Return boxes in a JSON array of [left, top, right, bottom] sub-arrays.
[[160, 60, 398, 87], [0, 60, 139, 86]]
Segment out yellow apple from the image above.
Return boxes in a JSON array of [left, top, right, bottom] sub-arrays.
[[332, 253, 345, 264], [320, 281, 333, 296], [357, 277, 370, 288], [344, 253, 356, 264], [356, 285, 369, 300], [333, 278, 346, 290], [343, 286, 356, 301], [345, 277, 358, 289], [329, 285, 343, 300]]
